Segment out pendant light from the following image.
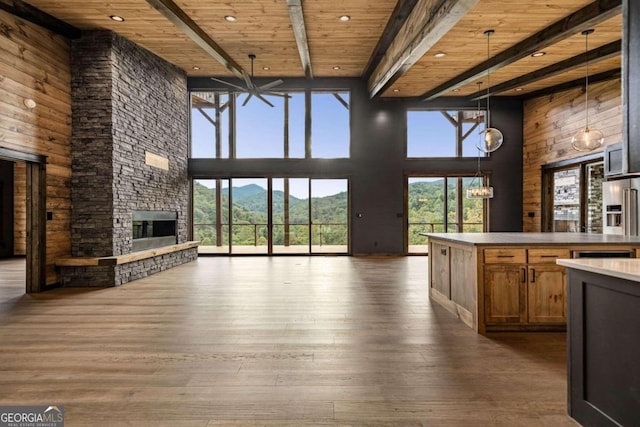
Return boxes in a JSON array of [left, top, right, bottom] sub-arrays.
[[571, 29, 604, 152], [477, 29, 503, 153], [468, 82, 494, 199]]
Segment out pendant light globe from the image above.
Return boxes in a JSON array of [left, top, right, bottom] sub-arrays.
[[478, 127, 504, 153], [571, 127, 604, 152]]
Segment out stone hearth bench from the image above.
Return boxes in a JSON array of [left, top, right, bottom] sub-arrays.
[[55, 241, 199, 287]]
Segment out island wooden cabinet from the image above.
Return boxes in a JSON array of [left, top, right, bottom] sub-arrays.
[[484, 264, 526, 324], [483, 248, 569, 328], [424, 233, 640, 333], [527, 264, 567, 323]]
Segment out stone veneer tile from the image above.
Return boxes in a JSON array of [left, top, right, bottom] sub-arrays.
[[68, 30, 192, 286]]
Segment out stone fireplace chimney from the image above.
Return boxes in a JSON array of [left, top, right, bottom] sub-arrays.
[[66, 30, 195, 286]]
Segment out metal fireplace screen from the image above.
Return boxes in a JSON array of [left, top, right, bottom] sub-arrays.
[[132, 210, 177, 251]]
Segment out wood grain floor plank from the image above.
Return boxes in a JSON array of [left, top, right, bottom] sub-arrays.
[[0, 257, 575, 425]]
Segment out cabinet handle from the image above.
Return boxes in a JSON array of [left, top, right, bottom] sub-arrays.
[[530, 268, 536, 283], [498, 255, 514, 258], [540, 255, 558, 258], [521, 267, 527, 283]]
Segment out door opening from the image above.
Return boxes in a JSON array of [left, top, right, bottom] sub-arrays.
[[0, 148, 46, 293]]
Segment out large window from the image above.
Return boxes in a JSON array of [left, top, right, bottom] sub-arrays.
[[190, 90, 349, 159], [407, 176, 487, 254], [236, 98, 285, 158], [191, 92, 230, 158], [193, 177, 349, 255], [311, 92, 350, 158], [407, 110, 486, 158]]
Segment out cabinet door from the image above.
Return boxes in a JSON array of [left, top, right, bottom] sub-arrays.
[[527, 265, 566, 323], [430, 243, 450, 298], [484, 264, 526, 324]]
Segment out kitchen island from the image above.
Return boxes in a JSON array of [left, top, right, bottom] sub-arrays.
[[423, 232, 640, 333], [556, 258, 640, 426]]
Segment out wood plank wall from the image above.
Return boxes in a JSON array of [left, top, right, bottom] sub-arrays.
[[522, 78, 622, 232], [0, 9, 72, 284], [13, 162, 26, 255]]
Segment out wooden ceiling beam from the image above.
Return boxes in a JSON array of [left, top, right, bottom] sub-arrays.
[[286, 0, 313, 79], [468, 40, 621, 99], [522, 67, 621, 99], [362, 0, 420, 80], [421, 0, 623, 101], [367, 0, 480, 99], [145, 0, 249, 84], [0, 0, 80, 38]]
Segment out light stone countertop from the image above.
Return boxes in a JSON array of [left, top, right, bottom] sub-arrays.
[[421, 232, 640, 246], [556, 258, 640, 283]]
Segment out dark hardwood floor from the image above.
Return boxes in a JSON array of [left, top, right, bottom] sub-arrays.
[[0, 256, 575, 426]]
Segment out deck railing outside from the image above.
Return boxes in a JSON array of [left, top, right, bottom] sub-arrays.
[[194, 222, 348, 247]]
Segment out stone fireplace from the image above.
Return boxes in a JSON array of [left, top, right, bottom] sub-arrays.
[[61, 30, 197, 287]]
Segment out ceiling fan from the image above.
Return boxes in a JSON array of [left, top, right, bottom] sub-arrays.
[[210, 54, 288, 107]]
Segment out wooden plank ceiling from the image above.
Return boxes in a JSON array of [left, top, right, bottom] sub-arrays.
[[22, 0, 622, 99]]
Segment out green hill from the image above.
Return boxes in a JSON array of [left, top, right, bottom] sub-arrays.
[[194, 179, 483, 246]]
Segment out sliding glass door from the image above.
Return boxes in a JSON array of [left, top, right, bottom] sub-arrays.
[[193, 177, 349, 254], [272, 178, 310, 254], [193, 179, 230, 254], [407, 176, 486, 254], [311, 179, 349, 254]]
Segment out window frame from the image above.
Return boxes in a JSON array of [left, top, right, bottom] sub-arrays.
[[406, 109, 487, 159], [189, 89, 351, 160], [405, 173, 490, 254]]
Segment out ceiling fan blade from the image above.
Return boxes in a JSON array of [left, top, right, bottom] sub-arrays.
[[259, 79, 284, 91], [263, 92, 291, 98], [245, 76, 255, 92], [210, 77, 246, 91], [255, 93, 275, 107], [242, 93, 253, 106]]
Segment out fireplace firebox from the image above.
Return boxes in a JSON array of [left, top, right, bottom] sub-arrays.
[[132, 210, 177, 251]]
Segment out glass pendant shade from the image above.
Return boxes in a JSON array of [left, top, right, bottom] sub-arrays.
[[477, 127, 504, 153], [571, 127, 604, 152]]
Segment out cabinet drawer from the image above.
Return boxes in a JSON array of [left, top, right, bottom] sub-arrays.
[[528, 249, 571, 264], [484, 249, 526, 264]]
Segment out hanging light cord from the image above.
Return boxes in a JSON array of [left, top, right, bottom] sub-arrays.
[[471, 82, 484, 187], [485, 30, 493, 128], [584, 30, 590, 130], [476, 82, 483, 183]]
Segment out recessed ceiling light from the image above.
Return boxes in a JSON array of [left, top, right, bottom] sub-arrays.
[[338, 15, 351, 22], [192, 66, 200, 70], [224, 15, 238, 22], [392, 89, 400, 93], [23, 98, 37, 109], [452, 88, 460, 92], [531, 51, 546, 57], [333, 66, 341, 70], [433, 52, 447, 58], [515, 87, 523, 92], [262, 66, 270, 71], [109, 15, 125, 22]]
